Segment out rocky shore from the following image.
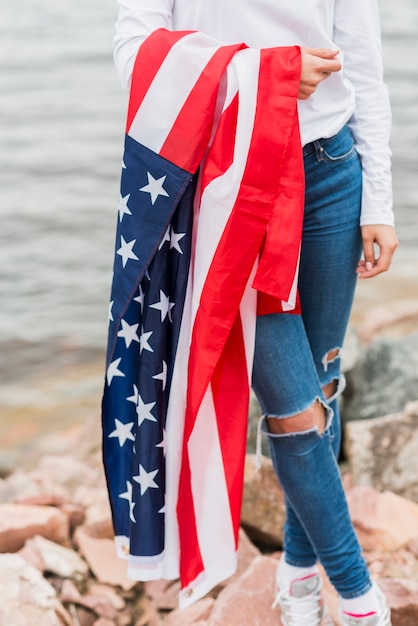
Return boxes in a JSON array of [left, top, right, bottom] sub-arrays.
[[2, 306, 418, 626], [1, 406, 418, 626]]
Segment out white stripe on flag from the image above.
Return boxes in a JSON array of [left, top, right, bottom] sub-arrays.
[[192, 50, 260, 315], [128, 32, 223, 151]]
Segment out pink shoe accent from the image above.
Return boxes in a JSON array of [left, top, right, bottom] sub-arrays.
[[343, 612, 377, 619]]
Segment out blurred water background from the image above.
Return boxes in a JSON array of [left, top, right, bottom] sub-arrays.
[[0, 0, 417, 452]]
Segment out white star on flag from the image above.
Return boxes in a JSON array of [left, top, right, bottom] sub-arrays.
[[139, 328, 153, 354], [133, 464, 159, 496], [119, 481, 135, 522], [108, 300, 114, 322], [118, 193, 132, 222], [117, 236, 139, 268], [156, 429, 167, 456], [117, 319, 140, 348], [107, 358, 125, 385], [136, 393, 157, 427], [170, 230, 186, 254], [127, 384, 139, 405], [133, 284, 145, 312], [152, 361, 167, 390], [139, 172, 169, 205], [158, 503, 166, 514], [109, 418, 135, 446], [150, 290, 175, 322], [158, 225, 171, 250]]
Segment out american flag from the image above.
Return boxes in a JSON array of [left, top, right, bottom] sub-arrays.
[[102, 29, 304, 608]]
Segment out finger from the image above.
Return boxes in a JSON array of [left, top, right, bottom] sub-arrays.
[[318, 58, 342, 74], [362, 235, 376, 271], [303, 47, 340, 60]]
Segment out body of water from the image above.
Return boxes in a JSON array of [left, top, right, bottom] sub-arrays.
[[0, 0, 417, 447]]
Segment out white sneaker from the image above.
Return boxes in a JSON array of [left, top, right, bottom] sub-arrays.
[[272, 572, 333, 626], [339, 584, 391, 626]]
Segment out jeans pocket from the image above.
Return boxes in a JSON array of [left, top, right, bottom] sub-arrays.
[[321, 128, 356, 163]]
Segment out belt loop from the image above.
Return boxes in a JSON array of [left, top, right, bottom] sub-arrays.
[[314, 140, 324, 162]]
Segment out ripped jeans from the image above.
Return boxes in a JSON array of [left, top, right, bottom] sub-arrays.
[[252, 125, 371, 598]]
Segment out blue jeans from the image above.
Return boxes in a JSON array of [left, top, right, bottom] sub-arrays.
[[252, 125, 371, 599]]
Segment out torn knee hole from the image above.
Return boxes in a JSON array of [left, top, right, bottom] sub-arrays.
[[321, 347, 343, 373]]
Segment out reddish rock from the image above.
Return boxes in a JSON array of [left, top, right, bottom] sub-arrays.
[[379, 578, 418, 626], [0, 469, 70, 506], [346, 486, 418, 552], [18, 539, 46, 571], [207, 555, 278, 626], [39, 455, 100, 492], [93, 619, 116, 626], [59, 502, 86, 531], [88, 584, 125, 610], [242, 455, 285, 548], [145, 579, 181, 610], [74, 606, 96, 626], [26, 535, 88, 578], [61, 579, 82, 603], [0, 553, 74, 626], [226, 528, 261, 585], [0, 503, 69, 552], [74, 528, 137, 590], [131, 592, 159, 626], [164, 597, 215, 626], [73, 485, 113, 539], [407, 536, 418, 558]]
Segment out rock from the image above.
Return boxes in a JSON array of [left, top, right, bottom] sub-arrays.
[[340, 325, 362, 374], [342, 334, 418, 423], [241, 454, 285, 549], [0, 553, 74, 626], [60, 578, 83, 603], [18, 538, 46, 571], [73, 485, 113, 538], [207, 555, 278, 626], [229, 528, 261, 583], [344, 401, 418, 501], [0, 503, 69, 552], [358, 299, 418, 343], [74, 528, 137, 591], [39, 455, 101, 492], [407, 537, 418, 559], [59, 502, 86, 531], [0, 469, 70, 506], [88, 584, 125, 610], [379, 578, 418, 626], [25, 535, 89, 578], [164, 597, 214, 626], [346, 486, 418, 552], [73, 606, 96, 626], [144, 579, 181, 611], [131, 593, 160, 626]]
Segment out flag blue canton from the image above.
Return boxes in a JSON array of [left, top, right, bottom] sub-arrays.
[[102, 134, 195, 558]]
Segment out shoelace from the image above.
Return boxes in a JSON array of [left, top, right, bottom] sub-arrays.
[[272, 587, 326, 624]]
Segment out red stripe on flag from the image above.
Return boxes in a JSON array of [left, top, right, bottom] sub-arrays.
[[126, 29, 193, 133], [200, 93, 239, 196], [159, 46, 245, 172], [211, 313, 249, 547], [177, 47, 303, 590]]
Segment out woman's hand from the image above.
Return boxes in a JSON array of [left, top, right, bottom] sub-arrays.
[[357, 225, 398, 279], [299, 47, 341, 100]]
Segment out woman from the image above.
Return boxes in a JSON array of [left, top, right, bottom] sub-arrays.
[[110, 1, 398, 624]]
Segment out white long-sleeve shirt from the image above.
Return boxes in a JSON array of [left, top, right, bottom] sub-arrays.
[[113, 0, 394, 226]]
